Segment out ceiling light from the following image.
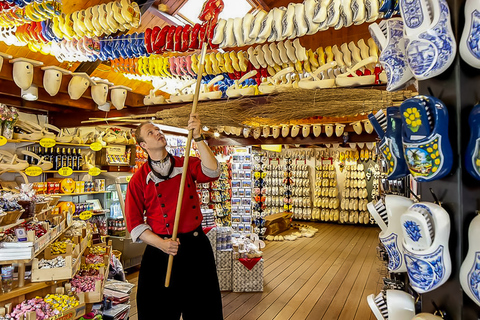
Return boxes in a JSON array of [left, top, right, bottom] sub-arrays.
[[202, 126, 209, 131], [214, 132, 220, 138], [21, 85, 38, 101]]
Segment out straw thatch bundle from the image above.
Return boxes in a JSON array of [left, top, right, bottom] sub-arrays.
[[155, 88, 413, 128]]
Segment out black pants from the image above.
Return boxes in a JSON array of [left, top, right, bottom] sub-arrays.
[[137, 226, 223, 320]]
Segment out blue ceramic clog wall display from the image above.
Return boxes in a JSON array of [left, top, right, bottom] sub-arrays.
[[368, 107, 409, 180], [400, 95, 453, 182], [399, 0, 456, 80], [465, 104, 480, 180], [460, 0, 480, 69], [400, 202, 451, 294], [460, 214, 480, 307], [369, 18, 413, 92]]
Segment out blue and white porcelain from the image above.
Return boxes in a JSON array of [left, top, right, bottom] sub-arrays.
[[401, 202, 451, 294], [368, 195, 413, 273], [368, 107, 409, 180], [369, 18, 413, 91], [460, 0, 480, 68], [460, 214, 480, 307], [400, 95, 453, 182], [399, 0, 456, 80], [465, 104, 480, 180], [367, 290, 415, 320]]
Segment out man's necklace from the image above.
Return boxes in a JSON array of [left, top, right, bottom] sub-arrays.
[[148, 154, 176, 180]]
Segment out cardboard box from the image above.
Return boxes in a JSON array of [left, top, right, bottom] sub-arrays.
[[265, 212, 292, 236], [232, 259, 264, 292]]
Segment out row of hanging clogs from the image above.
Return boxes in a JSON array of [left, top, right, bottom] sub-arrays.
[[212, 0, 382, 49], [0, 1, 60, 28]]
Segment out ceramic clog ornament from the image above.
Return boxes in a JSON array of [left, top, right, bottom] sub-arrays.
[[313, 124, 322, 137], [249, 10, 267, 43], [68, 72, 96, 100], [368, 195, 413, 273], [460, 214, 480, 307], [110, 85, 132, 110], [335, 123, 346, 137], [41, 66, 71, 97], [243, 127, 251, 138], [369, 18, 413, 91], [401, 202, 451, 293], [400, 95, 453, 182], [363, 119, 374, 134], [298, 61, 337, 89], [460, 0, 480, 68], [368, 108, 409, 179], [400, 0, 456, 80], [226, 70, 257, 98], [336, 56, 377, 87], [10, 58, 43, 90], [466, 104, 480, 180], [270, 126, 280, 139], [351, 121, 363, 135], [367, 290, 415, 320]]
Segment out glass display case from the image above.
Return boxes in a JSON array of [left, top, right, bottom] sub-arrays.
[[101, 173, 146, 269]]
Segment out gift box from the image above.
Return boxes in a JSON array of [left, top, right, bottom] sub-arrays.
[[232, 258, 264, 292], [216, 250, 232, 270], [217, 269, 232, 291]]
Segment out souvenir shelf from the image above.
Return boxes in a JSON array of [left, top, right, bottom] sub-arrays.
[[211, 162, 232, 226], [289, 155, 312, 220], [340, 163, 370, 225], [252, 152, 266, 237], [313, 162, 339, 222], [263, 161, 283, 216], [230, 148, 252, 234]]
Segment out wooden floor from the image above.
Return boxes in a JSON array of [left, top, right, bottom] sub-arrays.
[[126, 223, 385, 320]]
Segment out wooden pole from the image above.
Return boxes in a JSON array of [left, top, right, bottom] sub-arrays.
[[165, 42, 208, 287]]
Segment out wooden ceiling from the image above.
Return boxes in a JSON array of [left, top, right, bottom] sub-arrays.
[[0, 0, 374, 126]]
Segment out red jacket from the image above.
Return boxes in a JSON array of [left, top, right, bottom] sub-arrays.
[[125, 156, 218, 239]]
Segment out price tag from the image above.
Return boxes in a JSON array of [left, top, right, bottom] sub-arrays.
[[58, 167, 73, 176], [125, 176, 131, 183], [90, 142, 103, 151], [88, 167, 101, 176], [0, 136, 6, 146], [25, 166, 43, 177], [79, 211, 93, 220], [39, 138, 56, 148]]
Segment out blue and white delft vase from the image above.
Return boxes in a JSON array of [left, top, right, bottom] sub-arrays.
[[369, 107, 409, 180], [378, 195, 413, 273], [460, 0, 480, 69], [465, 104, 480, 180], [369, 18, 413, 92], [401, 202, 451, 294], [460, 214, 480, 307], [400, 95, 453, 182], [399, 0, 456, 80]]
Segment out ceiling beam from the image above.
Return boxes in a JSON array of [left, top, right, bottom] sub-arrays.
[[252, 0, 270, 11], [147, 6, 180, 26]]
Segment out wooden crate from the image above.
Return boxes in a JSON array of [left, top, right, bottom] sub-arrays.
[[31, 256, 75, 282]]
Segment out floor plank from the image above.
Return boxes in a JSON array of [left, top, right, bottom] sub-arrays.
[[123, 223, 384, 320]]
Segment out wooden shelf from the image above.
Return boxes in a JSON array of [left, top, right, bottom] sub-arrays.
[[41, 170, 107, 174], [0, 280, 65, 303], [6, 139, 135, 148]]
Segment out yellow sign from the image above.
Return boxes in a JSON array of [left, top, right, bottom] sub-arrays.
[[88, 167, 101, 176], [261, 145, 282, 153], [0, 136, 6, 146], [90, 142, 103, 151], [125, 176, 131, 183], [25, 166, 43, 177], [58, 167, 73, 176], [39, 138, 56, 148], [79, 211, 93, 220]]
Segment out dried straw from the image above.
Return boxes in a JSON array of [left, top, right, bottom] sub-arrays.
[[155, 88, 413, 128]]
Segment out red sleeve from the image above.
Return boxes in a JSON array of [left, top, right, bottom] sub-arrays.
[[188, 156, 219, 183], [125, 175, 146, 233]]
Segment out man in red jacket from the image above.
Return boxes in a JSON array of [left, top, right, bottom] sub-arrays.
[[125, 113, 223, 320]]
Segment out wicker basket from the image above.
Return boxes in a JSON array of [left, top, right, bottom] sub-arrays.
[[46, 196, 61, 207], [0, 210, 24, 226], [34, 202, 48, 214], [112, 250, 122, 261]]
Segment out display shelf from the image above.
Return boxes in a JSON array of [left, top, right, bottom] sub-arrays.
[[0, 280, 65, 303], [0, 219, 26, 232], [41, 170, 107, 173], [6, 139, 135, 148], [73, 212, 105, 219], [41, 191, 109, 197]]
